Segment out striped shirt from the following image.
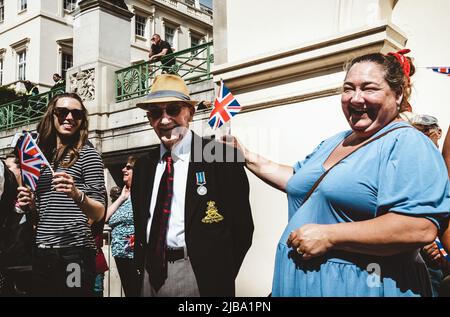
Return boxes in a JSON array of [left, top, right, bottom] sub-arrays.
[[35, 145, 106, 250]]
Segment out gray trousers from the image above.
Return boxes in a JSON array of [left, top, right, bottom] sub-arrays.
[[141, 247, 200, 297]]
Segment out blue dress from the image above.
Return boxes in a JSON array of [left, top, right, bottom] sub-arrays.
[[108, 197, 135, 259], [272, 121, 450, 297]]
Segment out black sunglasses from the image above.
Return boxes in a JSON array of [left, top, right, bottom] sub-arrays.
[[53, 107, 85, 121], [124, 164, 133, 170], [146, 103, 187, 120]]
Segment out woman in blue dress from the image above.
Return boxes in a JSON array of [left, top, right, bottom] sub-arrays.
[[106, 156, 137, 296], [225, 50, 450, 296]]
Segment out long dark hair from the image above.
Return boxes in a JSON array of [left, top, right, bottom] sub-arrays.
[[37, 93, 89, 168]]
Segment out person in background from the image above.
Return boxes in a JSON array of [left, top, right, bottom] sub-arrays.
[[224, 50, 450, 296], [149, 34, 176, 74], [410, 114, 442, 147], [51, 74, 65, 90], [91, 218, 109, 297], [408, 114, 450, 296], [441, 125, 450, 178], [23, 81, 39, 97], [21, 81, 39, 109], [16, 92, 106, 296], [106, 156, 137, 297], [110, 186, 121, 203], [0, 154, 33, 296]]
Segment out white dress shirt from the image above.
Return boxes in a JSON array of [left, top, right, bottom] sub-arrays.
[[146, 131, 192, 248]]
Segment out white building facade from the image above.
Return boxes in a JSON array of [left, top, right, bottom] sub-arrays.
[[0, 0, 212, 90]]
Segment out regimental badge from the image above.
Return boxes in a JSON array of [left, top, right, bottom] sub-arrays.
[[201, 201, 224, 224], [196, 171, 207, 196]]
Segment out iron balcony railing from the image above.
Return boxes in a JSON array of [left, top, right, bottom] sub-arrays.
[[0, 86, 65, 131], [116, 41, 213, 102]]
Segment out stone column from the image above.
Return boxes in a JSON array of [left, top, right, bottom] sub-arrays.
[[67, 0, 133, 150]]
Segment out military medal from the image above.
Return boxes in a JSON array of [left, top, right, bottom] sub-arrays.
[[196, 171, 207, 195]]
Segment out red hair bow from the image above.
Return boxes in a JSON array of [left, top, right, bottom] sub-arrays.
[[387, 49, 411, 80]]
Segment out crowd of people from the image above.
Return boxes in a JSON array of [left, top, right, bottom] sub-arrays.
[[0, 48, 449, 297]]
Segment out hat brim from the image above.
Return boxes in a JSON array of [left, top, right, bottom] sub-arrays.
[[136, 97, 198, 110]]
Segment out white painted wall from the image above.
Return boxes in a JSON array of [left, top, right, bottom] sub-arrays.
[[0, 17, 41, 84], [0, 0, 73, 88], [1, 0, 212, 87], [38, 17, 72, 88], [225, 0, 391, 63]]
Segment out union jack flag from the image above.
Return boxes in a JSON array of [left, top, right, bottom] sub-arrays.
[[208, 81, 241, 130], [16, 132, 52, 190], [435, 237, 450, 262], [428, 67, 450, 76]]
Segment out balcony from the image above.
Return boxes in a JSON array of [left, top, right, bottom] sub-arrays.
[[116, 42, 213, 102], [0, 86, 65, 132]]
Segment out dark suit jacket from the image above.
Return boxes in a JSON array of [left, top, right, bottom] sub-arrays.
[[131, 132, 254, 296]]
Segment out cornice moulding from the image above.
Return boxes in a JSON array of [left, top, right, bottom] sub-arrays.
[[212, 23, 408, 92]]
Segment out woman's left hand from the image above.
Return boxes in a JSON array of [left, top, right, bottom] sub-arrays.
[[287, 224, 334, 259], [52, 171, 80, 201]]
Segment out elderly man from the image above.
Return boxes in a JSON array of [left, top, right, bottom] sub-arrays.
[[131, 74, 253, 297]]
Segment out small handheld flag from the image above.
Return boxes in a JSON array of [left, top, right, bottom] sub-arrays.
[[435, 237, 450, 262], [16, 132, 53, 190], [428, 67, 450, 76], [208, 81, 241, 130]]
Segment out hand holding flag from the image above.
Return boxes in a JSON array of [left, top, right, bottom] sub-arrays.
[[15, 131, 53, 191], [208, 80, 241, 130]]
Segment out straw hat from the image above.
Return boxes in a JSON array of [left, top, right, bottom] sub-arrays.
[[136, 74, 199, 109]]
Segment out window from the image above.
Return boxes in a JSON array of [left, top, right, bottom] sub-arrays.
[[191, 35, 200, 48], [18, 50, 26, 80], [135, 15, 146, 37], [190, 35, 201, 55], [63, 0, 77, 12], [61, 53, 73, 78], [0, 0, 4, 22], [0, 58, 3, 85], [19, 0, 27, 11], [165, 26, 175, 47], [185, 0, 195, 6]]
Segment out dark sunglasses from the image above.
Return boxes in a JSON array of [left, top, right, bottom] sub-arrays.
[[146, 103, 187, 120], [53, 107, 85, 121], [124, 164, 133, 170]]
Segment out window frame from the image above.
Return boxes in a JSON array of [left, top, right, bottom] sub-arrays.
[[63, 0, 77, 12], [164, 25, 175, 47], [19, 0, 27, 12], [0, 0, 5, 23], [61, 52, 73, 79], [135, 14, 146, 38], [17, 50, 26, 81], [0, 57, 3, 85]]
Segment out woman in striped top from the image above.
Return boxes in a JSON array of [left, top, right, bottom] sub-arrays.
[[17, 93, 106, 296]]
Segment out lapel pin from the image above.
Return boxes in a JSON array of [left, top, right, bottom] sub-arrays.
[[202, 201, 224, 223]]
